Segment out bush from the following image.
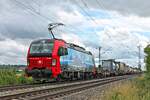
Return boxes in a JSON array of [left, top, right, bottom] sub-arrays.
[[0, 68, 33, 86], [102, 77, 150, 100], [144, 44, 150, 78]]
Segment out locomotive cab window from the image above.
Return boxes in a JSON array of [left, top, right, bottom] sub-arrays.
[[58, 47, 68, 56], [29, 40, 54, 56]]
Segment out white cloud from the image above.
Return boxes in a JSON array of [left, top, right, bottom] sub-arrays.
[[0, 38, 29, 64], [95, 26, 149, 69], [61, 33, 85, 48], [73, 0, 150, 17], [57, 10, 86, 25], [0, 0, 149, 70]]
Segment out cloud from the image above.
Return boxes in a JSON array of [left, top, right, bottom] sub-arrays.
[[95, 26, 149, 67], [0, 0, 149, 69], [56, 10, 86, 25], [73, 0, 150, 17], [0, 38, 29, 64]]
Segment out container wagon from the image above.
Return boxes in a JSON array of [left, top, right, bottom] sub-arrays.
[[101, 59, 117, 76]]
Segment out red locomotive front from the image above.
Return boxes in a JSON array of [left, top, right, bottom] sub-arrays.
[[25, 39, 66, 81], [25, 38, 96, 81]]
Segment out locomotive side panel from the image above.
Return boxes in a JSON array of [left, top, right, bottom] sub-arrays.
[[60, 48, 95, 72]]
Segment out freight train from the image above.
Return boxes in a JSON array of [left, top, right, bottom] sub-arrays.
[[25, 38, 140, 81], [100, 59, 140, 77]]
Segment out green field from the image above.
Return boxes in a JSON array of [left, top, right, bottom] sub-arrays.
[[0, 68, 33, 86]]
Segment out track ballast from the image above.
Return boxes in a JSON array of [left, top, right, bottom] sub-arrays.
[[0, 75, 137, 100]]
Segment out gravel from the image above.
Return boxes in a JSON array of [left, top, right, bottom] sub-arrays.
[[57, 79, 126, 100]]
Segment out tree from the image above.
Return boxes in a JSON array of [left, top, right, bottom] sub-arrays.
[[144, 44, 150, 78]]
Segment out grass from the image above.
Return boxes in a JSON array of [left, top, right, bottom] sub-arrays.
[[0, 68, 149, 100], [0, 68, 33, 86], [102, 74, 150, 100]]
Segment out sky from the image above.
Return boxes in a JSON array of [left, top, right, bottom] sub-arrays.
[[0, 0, 150, 70]]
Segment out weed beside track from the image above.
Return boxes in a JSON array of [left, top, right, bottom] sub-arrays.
[[0, 75, 131, 100], [102, 74, 150, 100], [0, 68, 33, 86]]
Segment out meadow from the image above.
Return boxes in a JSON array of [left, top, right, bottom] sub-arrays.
[[0, 67, 33, 86], [102, 74, 150, 100]]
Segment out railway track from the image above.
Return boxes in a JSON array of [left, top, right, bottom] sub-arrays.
[[0, 81, 65, 92], [0, 78, 105, 92], [0, 76, 123, 92], [0, 75, 136, 100], [0, 79, 90, 92]]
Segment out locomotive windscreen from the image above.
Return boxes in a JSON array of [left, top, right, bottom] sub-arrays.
[[29, 40, 53, 56]]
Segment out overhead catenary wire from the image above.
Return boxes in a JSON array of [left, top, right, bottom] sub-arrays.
[[72, 0, 101, 45], [95, 0, 141, 63], [12, 0, 139, 66], [74, 0, 99, 25], [13, 0, 55, 22], [77, 0, 114, 58], [28, 0, 88, 34], [27, 0, 101, 41], [95, 1, 131, 60], [81, 0, 99, 25], [13, 0, 86, 36], [78, 0, 142, 66]]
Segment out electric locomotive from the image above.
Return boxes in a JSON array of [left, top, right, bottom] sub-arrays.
[[25, 39, 96, 81]]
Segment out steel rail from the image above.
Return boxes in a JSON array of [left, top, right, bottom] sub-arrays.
[[0, 75, 133, 100], [0, 76, 123, 92]]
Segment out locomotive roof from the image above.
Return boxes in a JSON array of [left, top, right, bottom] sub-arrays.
[[31, 38, 92, 55], [66, 43, 92, 55], [102, 59, 115, 61], [31, 38, 66, 43]]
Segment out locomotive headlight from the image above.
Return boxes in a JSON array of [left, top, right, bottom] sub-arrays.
[[52, 59, 57, 66], [38, 60, 42, 64]]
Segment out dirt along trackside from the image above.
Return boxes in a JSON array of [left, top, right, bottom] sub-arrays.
[[58, 74, 140, 100]]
